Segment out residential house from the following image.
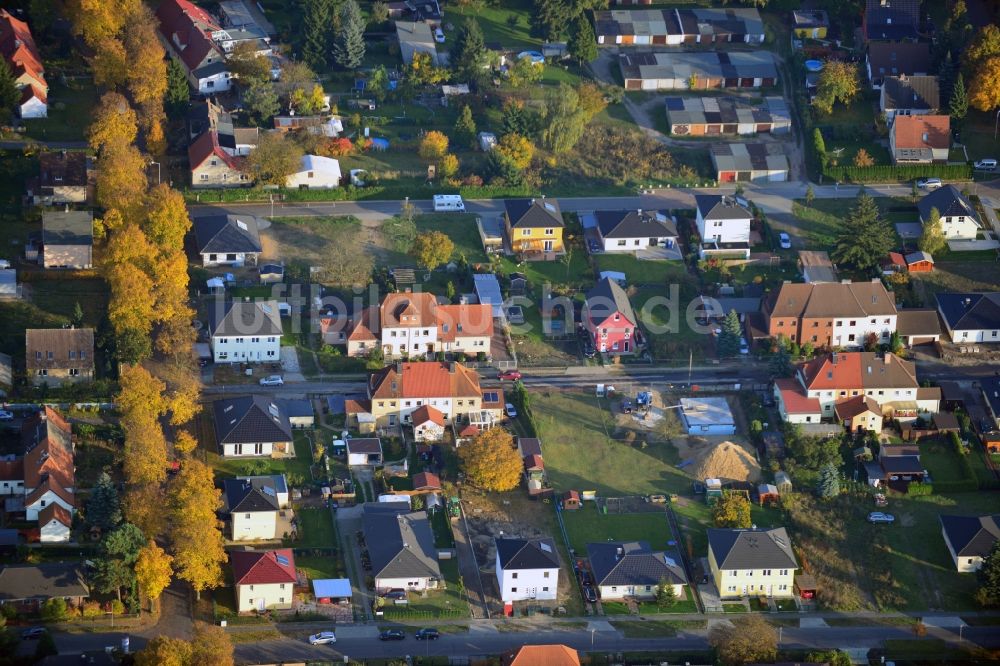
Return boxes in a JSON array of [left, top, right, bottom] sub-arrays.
[[26, 328, 95, 387], [29, 152, 91, 206], [395, 21, 438, 65], [587, 541, 687, 600], [880, 75, 940, 122], [38, 504, 72, 543], [939, 515, 1000, 573], [679, 397, 736, 435], [349, 361, 484, 430], [772, 378, 823, 424], [362, 503, 441, 591], [21, 408, 75, 533], [594, 209, 678, 253], [863, 0, 920, 42], [188, 130, 249, 188], [865, 444, 926, 488], [213, 395, 293, 457], [285, 155, 341, 189], [917, 186, 981, 241], [156, 0, 232, 94], [904, 251, 934, 272], [619, 51, 777, 91], [890, 114, 949, 164], [866, 42, 930, 88], [0, 457, 23, 497], [0, 9, 47, 118], [231, 549, 296, 613], [694, 195, 752, 259], [346, 438, 383, 466], [207, 300, 281, 363], [411, 405, 446, 442], [0, 564, 88, 613], [895, 308, 942, 347], [833, 395, 883, 432], [665, 96, 791, 136], [762, 280, 898, 348], [584, 278, 641, 356], [710, 143, 789, 184], [40, 211, 93, 269], [503, 198, 564, 257], [935, 292, 1000, 343], [188, 100, 259, 156], [594, 8, 765, 45], [193, 214, 261, 267], [224, 474, 290, 541], [502, 645, 580, 666], [412, 471, 441, 492], [792, 10, 829, 39], [495, 537, 560, 603], [707, 527, 796, 599], [279, 399, 314, 428]]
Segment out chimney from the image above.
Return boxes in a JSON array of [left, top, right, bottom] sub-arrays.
[[394, 361, 403, 374], [637, 208, 643, 216], [831, 352, 838, 364], [616, 547, 623, 560], [884, 354, 891, 364], [448, 361, 456, 373]]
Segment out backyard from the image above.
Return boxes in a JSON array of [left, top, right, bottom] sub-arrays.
[[561, 508, 674, 555], [380, 558, 468, 619], [792, 196, 912, 248]]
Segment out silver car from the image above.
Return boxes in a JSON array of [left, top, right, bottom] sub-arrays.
[[259, 375, 284, 386], [308, 631, 337, 645], [867, 512, 895, 524]]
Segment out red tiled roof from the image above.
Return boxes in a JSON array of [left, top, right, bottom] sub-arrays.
[[437, 304, 494, 341], [38, 502, 72, 528], [524, 454, 545, 470], [25, 477, 74, 509], [231, 549, 297, 586], [344, 398, 371, 415], [411, 404, 445, 426], [0, 458, 23, 482], [834, 395, 881, 419], [775, 378, 822, 415], [885, 252, 906, 267], [799, 352, 917, 391], [458, 423, 480, 437], [382, 292, 438, 328], [504, 645, 580, 666], [370, 362, 482, 400], [188, 131, 241, 171], [22, 407, 74, 492], [0, 9, 46, 93], [893, 114, 949, 150], [155, 0, 223, 72], [412, 471, 441, 490]]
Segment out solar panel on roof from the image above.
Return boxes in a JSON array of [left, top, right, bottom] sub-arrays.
[[262, 486, 276, 496], [276, 554, 289, 565], [483, 391, 499, 402], [666, 98, 684, 111]]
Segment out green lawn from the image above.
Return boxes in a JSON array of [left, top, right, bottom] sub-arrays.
[[792, 197, 910, 248], [22, 79, 98, 142], [601, 587, 699, 615], [561, 507, 675, 554], [294, 508, 337, 549], [919, 438, 972, 485], [295, 554, 344, 581], [199, 413, 315, 483], [381, 558, 469, 619], [593, 255, 688, 286], [610, 618, 706, 637], [959, 108, 1000, 163], [414, 214, 489, 265], [446, 0, 540, 50]]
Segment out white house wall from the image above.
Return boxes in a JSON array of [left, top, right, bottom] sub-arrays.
[[237, 581, 294, 613], [231, 511, 278, 541], [25, 493, 74, 521], [211, 334, 281, 363]]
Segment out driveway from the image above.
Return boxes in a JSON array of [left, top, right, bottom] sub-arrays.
[[451, 504, 490, 618], [336, 505, 374, 621], [280, 346, 306, 382]]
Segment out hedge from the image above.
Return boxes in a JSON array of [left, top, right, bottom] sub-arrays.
[[182, 183, 537, 204], [823, 164, 972, 184]]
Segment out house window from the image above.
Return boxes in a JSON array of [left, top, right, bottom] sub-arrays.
[[245, 513, 251, 519], [542, 587, 549, 592], [200, 174, 209, 181], [47, 351, 53, 360], [779, 569, 788, 576], [279, 597, 285, 603], [69, 369, 79, 376], [611, 587, 617, 592], [778, 585, 787, 591], [617, 240, 626, 247], [521, 229, 531, 236], [69, 350, 76, 360], [511, 587, 517, 593], [544, 228, 554, 236], [512, 572, 518, 579], [645, 585, 651, 591], [543, 571, 550, 578], [210, 159, 218, 166], [763, 569, 771, 576], [727, 585, 737, 592], [280, 584, 285, 589]]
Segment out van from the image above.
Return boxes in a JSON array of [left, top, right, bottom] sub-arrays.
[[433, 194, 465, 212], [974, 158, 997, 171]]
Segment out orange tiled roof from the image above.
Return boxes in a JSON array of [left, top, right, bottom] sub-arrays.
[[38, 502, 72, 528], [0, 9, 46, 93], [893, 114, 949, 150], [370, 362, 482, 400], [774, 378, 821, 414], [22, 407, 74, 492], [411, 404, 445, 426], [437, 304, 493, 341], [382, 292, 438, 328], [503, 644, 580, 666], [26, 477, 74, 509]]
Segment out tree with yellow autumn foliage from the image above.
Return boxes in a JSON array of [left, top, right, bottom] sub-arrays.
[[135, 540, 173, 611], [418, 130, 449, 160], [458, 428, 522, 491], [95, 141, 149, 218], [169, 458, 227, 599], [89, 92, 138, 151]]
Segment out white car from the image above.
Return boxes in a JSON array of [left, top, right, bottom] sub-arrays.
[[505, 403, 518, 418], [916, 178, 942, 190], [308, 632, 337, 645], [867, 512, 895, 524], [778, 232, 791, 249], [974, 158, 997, 171], [0, 410, 13, 421], [259, 375, 284, 387], [434, 27, 445, 43], [739, 338, 749, 355]]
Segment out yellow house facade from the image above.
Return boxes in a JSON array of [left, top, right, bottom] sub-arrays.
[[707, 527, 797, 599], [361, 361, 483, 429], [792, 10, 828, 39], [503, 198, 565, 256]]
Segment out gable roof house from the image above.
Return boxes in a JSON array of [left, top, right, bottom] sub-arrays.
[[0, 9, 47, 118], [503, 198, 564, 257], [866, 42, 930, 88], [29, 152, 92, 206], [935, 292, 1000, 344], [0, 563, 89, 612], [20, 407, 75, 533], [594, 209, 678, 255], [880, 75, 940, 122], [917, 185, 981, 241], [410, 404, 446, 442], [286, 155, 341, 189], [40, 211, 93, 269], [230, 549, 296, 613], [192, 214, 261, 266], [707, 527, 796, 599], [503, 645, 580, 666], [495, 537, 560, 603], [26, 328, 95, 387], [207, 299, 281, 363], [224, 474, 290, 541], [362, 503, 441, 591], [584, 277, 641, 356], [587, 541, 687, 600], [356, 361, 485, 430], [395, 21, 438, 65], [863, 0, 920, 42], [890, 114, 949, 163], [940, 515, 1000, 573], [694, 194, 752, 259], [895, 308, 943, 346], [213, 395, 293, 458], [156, 0, 232, 94], [346, 438, 383, 466], [188, 130, 249, 188]]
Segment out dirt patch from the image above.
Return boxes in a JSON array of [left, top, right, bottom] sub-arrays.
[[688, 440, 761, 483]]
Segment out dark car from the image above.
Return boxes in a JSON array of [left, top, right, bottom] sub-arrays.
[[415, 628, 440, 640], [379, 629, 405, 641], [578, 570, 593, 586], [382, 589, 407, 600], [582, 342, 596, 359], [587, 239, 601, 254], [583, 585, 598, 603], [21, 628, 45, 640]]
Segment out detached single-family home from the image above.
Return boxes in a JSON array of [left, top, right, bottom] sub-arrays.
[[21, 407, 75, 531], [762, 280, 897, 348], [792, 9, 828, 39], [502, 645, 580, 666], [890, 115, 949, 164], [495, 537, 560, 603], [411, 405, 446, 442], [192, 214, 261, 267], [680, 397, 736, 435], [0, 9, 48, 119], [707, 527, 796, 599], [224, 474, 290, 541], [584, 278, 641, 356], [26, 328, 95, 387], [285, 155, 341, 189], [880, 75, 940, 122], [188, 131, 249, 188], [503, 198, 564, 257], [0, 563, 89, 613], [346, 438, 383, 466], [395, 21, 438, 65], [156, 0, 232, 94], [940, 514, 1000, 573], [694, 194, 751, 259], [866, 444, 927, 489], [866, 42, 930, 89], [231, 549, 296, 613], [863, 0, 920, 42], [29, 152, 91, 206], [587, 541, 686, 601], [917, 186, 981, 241], [213, 395, 293, 458], [38, 504, 72, 543], [207, 300, 281, 363], [594, 209, 678, 253], [362, 503, 441, 592], [935, 292, 1000, 344], [40, 211, 93, 269]]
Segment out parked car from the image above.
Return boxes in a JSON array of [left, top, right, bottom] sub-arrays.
[[379, 629, 405, 641], [582, 342, 596, 359], [868, 512, 895, 524], [505, 403, 518, 418], [583, 585, 598, 603], [778, 232, 791, 249], [578, 570, 593, 586], [498, 370, 522, 381], [434, 27, 445, 43], [308, 632, 337, 645], [21, 628, 45, 640], [415, 628, 440, 640], [974, 158, 997, 171], [621, 398, 633, 414], [739, 338, 750, 355], [916, 178, 942, 190], [587, 239, 601, 254], [382, 589, 408, 600], [0, 410, 14, 421], [259, 375, 284, 386]]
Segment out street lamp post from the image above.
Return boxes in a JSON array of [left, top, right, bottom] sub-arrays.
[[995, 107, 1000, 141], [149, 161, 161, 185]]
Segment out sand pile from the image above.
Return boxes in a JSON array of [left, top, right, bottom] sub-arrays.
[[689, 440, 761, 483]]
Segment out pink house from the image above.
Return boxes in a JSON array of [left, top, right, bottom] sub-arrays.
[[583, 278, 640, 355]]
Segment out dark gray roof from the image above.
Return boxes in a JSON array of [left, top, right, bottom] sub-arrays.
[[213, 395, 293, 445], [880, 454, 923, 474], [41, 211, 93, 246], [982, 376, 1000, 417], [279, 399, 314, 418], [347, 438, 382, 454], [193, 61, 229, 78], [0, 529, 18, 547], [882, 76, 939, 111], [867, 42, 930, 80], [586, 277, 637, 327], [896, 308, 943, 337], [504, 198, 563, 229], [224, 475, 284, 513], [936, 293, 1000, 332], [596, 210, 676, 239], [207, 300, 282, 337], [587, 541, 686, 587], [917, 186, 979, 224], [0, 563, 89, 601], [695, 195, 752, 221], [193, 214, 262, 255], [940, 515, 1000, 558], [495, 537, 559, 570], [362, 503, 441, 581], [707, 527, 797, 570]]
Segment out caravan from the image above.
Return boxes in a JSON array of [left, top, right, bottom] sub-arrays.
[[433, 194, 465, 212]]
